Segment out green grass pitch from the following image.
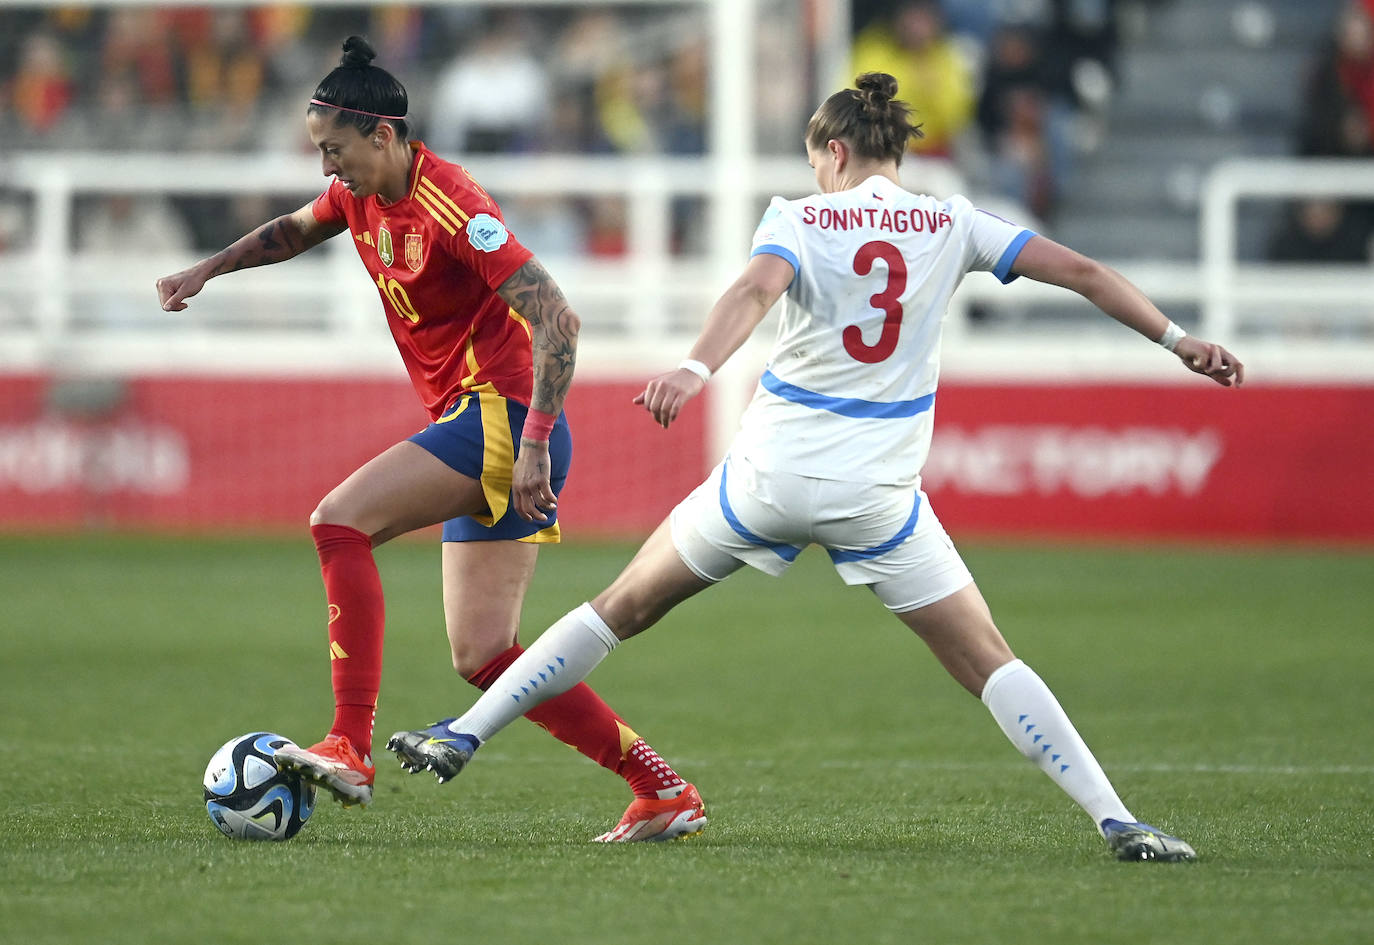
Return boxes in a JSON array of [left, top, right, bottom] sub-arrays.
[[1, 533, 1371, 945]]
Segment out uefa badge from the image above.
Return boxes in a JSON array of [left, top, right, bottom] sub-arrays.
[[377, 224, 394, 267], [466, 213, 510, 253], [405, 233, 423, 272]]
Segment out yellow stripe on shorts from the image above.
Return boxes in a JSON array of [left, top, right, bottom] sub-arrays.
[[471, 390, 514, 527]]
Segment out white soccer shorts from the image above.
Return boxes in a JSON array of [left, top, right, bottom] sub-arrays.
[[669, 453, 973, 613]]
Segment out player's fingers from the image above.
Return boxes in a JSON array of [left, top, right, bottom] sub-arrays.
[[537, 481, 557, 510], [659, 394, 682, 428], [516, 491, 548, 523]]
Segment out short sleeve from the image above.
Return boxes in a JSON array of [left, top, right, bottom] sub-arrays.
[[453, 211, 533, 291], [421, 169, 533, 290], [311, 179, 347, 226], [750, 196, 800, 278], [967, 207, 1036, 284]]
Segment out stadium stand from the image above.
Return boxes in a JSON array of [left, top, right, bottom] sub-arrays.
[[1053, 0, 1347, 262]]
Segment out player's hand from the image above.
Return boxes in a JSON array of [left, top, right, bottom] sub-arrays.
[[1174, 336, 1245, 388], [155, 265, 209, 312], [512, 439, 557, 523], [633, 368, 706, 428]]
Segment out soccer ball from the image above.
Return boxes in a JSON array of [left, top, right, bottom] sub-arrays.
[[203, 732, 316, 841]]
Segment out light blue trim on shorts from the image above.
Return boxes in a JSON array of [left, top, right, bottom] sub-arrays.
[[760, 370, 936, 419], [826, 492, 923, 565], [718, 459, 802, 563]]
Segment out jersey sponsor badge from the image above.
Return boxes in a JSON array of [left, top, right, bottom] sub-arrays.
[[405, 232, 423, 272], [466, 213, 510, 253], [378, 224, 394, 267]]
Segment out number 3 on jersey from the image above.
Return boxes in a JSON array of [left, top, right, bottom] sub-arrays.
[[376, 272, 422, 323], [843, 240, 907, 363]]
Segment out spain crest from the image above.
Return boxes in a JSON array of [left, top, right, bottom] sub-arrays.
[[405, 232, 423, 272], [377, 224, 394, 267]]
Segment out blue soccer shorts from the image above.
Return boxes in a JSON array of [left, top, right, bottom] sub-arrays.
[[408, 388, 572, 543]]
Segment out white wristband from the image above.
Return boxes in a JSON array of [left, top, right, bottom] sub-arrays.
[[678, 359, 712, 383], [1157, 321, 1186, 352]]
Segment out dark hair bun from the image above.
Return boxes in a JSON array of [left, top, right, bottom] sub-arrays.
[[340, 35, 377, 69], [855, 72, 898, 104]]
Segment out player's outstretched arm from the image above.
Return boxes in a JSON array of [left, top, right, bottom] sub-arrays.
[[496, 256, 581, 522], [1010, 234, 1244, 388], [155, 203, 343, 312], [635, 253, 794, 428]]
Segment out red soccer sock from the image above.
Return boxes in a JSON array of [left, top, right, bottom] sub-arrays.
[[466, 645, 686, 799], [312, 523, 384, 758]]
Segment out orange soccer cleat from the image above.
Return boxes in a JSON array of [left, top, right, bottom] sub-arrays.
[[593, 783, 708, 843], [273, 733, 376, 808]]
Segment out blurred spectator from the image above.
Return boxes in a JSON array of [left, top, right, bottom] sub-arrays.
[[101, 8, 178, 106], [1267, 198, 1372, 263], [852, 0, 976, 158], [363, 6, 424, 80], [1298, 0, 1374, 158], [661, 39, 707, 155], [1282, 1, 1374, 263], [594, 61, 665, 153], [428, 15, 550, 155], [976, 26, 1068, 219], [182, 11, 268, 151], [10, 31, 74, 137]]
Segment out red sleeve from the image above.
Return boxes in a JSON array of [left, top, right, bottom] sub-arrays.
[[311, 179, 347, 226], [420, 164, 533, 290], [456, 212, 533, 291]]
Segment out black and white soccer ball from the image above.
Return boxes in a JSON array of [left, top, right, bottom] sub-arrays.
[[203, 732, 316, 841]]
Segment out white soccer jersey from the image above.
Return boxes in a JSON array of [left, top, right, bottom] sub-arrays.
[[734, 174, 1034, 487]]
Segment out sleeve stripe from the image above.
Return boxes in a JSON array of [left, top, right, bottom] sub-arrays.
[[418, 177, 471, 223], [993, 229, 1036, 284], [751, 243, 800, 279], [414, 191, 459, 235]]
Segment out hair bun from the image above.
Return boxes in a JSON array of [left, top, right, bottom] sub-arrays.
[[340, 35, 377, 69], [854, 71, 898, 104]]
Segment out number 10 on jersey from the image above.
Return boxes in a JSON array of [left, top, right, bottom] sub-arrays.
[[376, 272, 422, 323]]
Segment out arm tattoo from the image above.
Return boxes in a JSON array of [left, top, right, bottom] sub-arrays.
[[497, 258, 580, 416], [207, 215, 338, 278]]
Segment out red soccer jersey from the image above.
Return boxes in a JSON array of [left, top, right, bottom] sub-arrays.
[[312, 141, 535, 419]]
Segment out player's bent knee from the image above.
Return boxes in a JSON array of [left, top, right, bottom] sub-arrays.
[[310, 490, 364, 531]]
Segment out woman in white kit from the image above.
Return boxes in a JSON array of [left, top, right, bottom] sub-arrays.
[[387, 73, 1242, 855]]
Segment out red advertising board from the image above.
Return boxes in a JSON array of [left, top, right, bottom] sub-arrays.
[[0, 374, 705, 538], [921, 383, 1374, 542], [0, 374, 1370, 542]]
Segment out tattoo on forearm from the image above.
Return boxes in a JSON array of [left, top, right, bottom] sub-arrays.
[[499, 259, 580, 413], [209, 216, 325, 277]]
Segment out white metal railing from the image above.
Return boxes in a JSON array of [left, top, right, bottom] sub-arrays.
[[0, 150, 964, 366], [4, 153, 1374, 385], [1200, 157, 1374, 340]]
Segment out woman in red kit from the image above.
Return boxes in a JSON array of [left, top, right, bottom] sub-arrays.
[[155, 36, 705, 842]]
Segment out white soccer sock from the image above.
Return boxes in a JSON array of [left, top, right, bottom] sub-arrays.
[[981, 659, 1134, 828], [446, 602, 619, 744]]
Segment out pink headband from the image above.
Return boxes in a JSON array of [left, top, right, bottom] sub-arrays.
[[309, 98, 406, 121]]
